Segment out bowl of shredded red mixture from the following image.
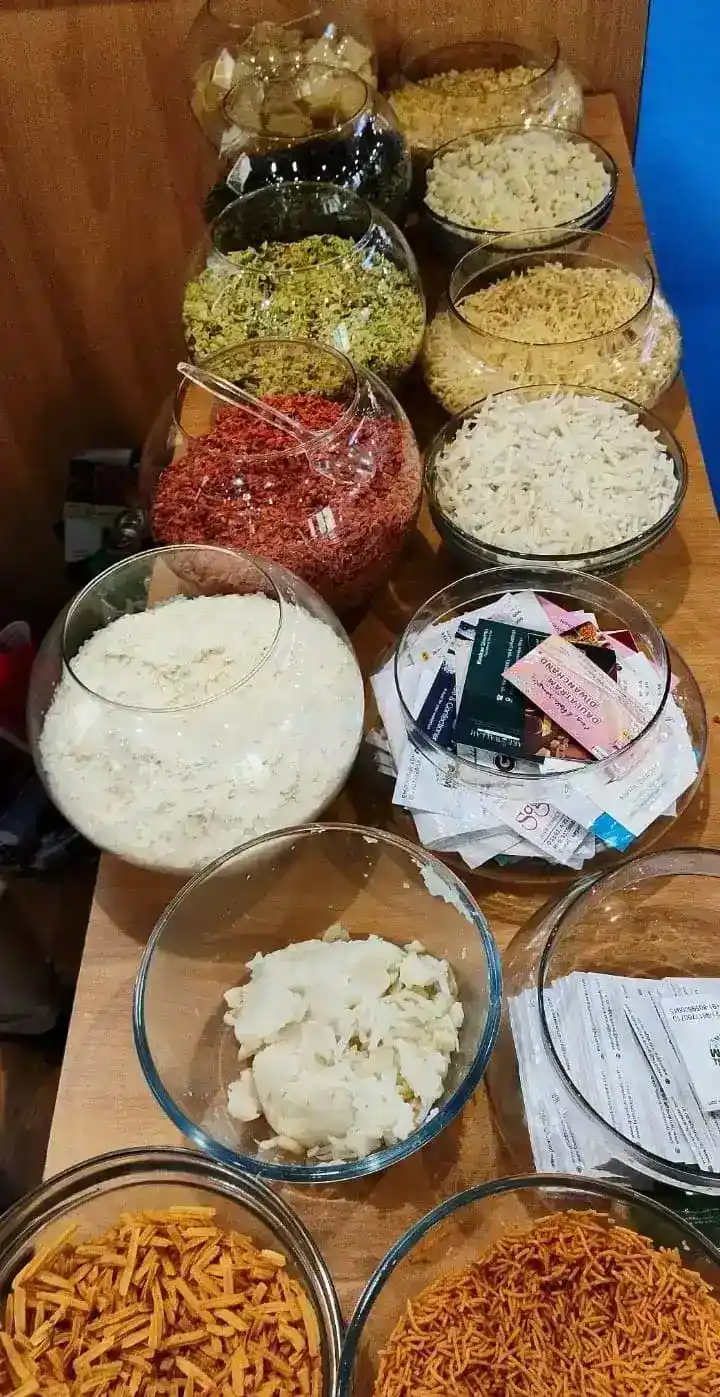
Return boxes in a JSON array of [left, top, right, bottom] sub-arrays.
[[143, 342, 422, 614], [338, 1175, 720, 1396]]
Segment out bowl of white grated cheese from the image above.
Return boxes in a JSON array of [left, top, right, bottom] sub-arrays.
[[425, 385, 687, 575], [133, 822, 501, 1182], [28, 546, 365, 874]]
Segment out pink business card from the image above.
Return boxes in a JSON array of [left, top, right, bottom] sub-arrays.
[[503, 633, 651, 760]]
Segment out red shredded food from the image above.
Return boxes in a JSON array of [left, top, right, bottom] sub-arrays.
[[373, 1210, 720, 1396], [151, 394, 421, 611]]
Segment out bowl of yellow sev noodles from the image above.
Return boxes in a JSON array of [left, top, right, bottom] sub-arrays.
[[338, 1173, 720, 1396]]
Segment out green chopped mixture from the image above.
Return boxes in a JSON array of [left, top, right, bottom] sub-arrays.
[[183, 234, 425, 383]]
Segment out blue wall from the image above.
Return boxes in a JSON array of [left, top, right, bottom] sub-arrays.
[[635, 0, 720, 501]]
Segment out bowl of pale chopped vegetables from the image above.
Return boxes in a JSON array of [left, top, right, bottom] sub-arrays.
[[133, 822, 502, 1182]]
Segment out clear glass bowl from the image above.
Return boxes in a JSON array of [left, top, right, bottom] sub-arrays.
[[188, 0, 377, 147], [28, 546, 364, 875], [0, 1146, 342, 1391], [141, 340, 422, 614], [424, 386, 687, 575], [376, 567, 706, 881], [489, 848, 720, 1194], [389, 26, 584, 158], [204, 65, 411, 224], [422, 126, 618, 265], [337, 1173, 720, 1394], [423, 232, 682, 414], [183, 183, 426, 383], [133, 821, 502, 1183]]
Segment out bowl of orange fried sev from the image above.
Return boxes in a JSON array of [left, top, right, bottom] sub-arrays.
[[0, 1146, 342, 1397], [337, 1173, 720, 1397]]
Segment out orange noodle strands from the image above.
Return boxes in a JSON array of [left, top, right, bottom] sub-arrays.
[[373, 1210, 720, 1396]]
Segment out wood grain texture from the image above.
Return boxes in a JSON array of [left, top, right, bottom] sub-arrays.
[[0, 0, 647, 619], [44, 95, 720, 1318]]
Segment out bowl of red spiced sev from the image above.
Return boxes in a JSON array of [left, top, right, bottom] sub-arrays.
[[337, 1173, 720, 1396]]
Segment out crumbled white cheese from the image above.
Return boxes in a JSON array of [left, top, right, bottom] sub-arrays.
[[224, 931, 464, 1162]]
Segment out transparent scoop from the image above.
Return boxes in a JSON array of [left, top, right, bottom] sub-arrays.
[[177, 360, 375, 485]]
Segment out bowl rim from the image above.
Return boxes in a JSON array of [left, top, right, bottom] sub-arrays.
[[537, 845, 720, 1188], [423, 125, 618, 240], [0, 1145, 344, 1386], [393, 565, 672, 788], [337, 1169, 720, 1391], [60, 544, 286, 714], [448, 230, 656, 348], [133, 820, 503, 1183], [423, 384, 688, 569]]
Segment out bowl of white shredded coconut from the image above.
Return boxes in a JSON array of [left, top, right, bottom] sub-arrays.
[[422, 126, 617, 263], [133, 822, 502, 1182], [425, 386, 687, 575], [28, 546, 364, 873]]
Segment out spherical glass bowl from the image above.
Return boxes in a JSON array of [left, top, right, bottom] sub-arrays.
[[422, 232, 682, 414], [389, 25, 584, 158], [28, 546, 364, 875], [133, 821, 502, 1183], [489, 848, 720, 1194], [376, 567, 706, 881], [204, 65, 411, 224], [0, 1146, 342, 1392], [424, 385, 687, 575], [141, 340, 422, 614], [337, 1173, 720, 1394], [183, 182, 426, 383], [188, 0, 377, 147], [422, 126, 618, 265]]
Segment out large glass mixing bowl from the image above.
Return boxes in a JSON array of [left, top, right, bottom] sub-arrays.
[[133, 822, 502, 1183]]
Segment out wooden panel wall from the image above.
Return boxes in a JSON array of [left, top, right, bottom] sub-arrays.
[[0, 0, 648, 619]]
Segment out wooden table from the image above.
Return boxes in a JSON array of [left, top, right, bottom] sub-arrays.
[[44, 94, 720, 1316]]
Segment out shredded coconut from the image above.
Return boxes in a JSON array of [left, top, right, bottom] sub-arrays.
[[40, 594, 364, 873], [425, 129, 612, 232], [432, 392, 679, 556], [223, 930, 464, 1162]]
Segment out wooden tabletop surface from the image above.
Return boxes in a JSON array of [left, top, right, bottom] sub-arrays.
[[44, 94, 720, 1316]]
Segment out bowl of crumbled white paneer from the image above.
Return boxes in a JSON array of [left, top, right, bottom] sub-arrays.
[[133, 823, 502, 1181]]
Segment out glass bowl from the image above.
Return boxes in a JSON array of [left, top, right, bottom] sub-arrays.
[[422, 126, 618, 265], [489, 848, 720, 1194], [422, 231, 682, 414], [183, 183, 426, 383], [337, 1173, 720, 1394], [27, 546, 364, 875], [204, 66, 411, 224], [373, 567, 706, 882], [424, 385, 687, 575], [0, 1146, 342, 1392], [141, 340, 422, 614], [188, 0, 377, 148], [133, 821, 502, 1183], [389, 25, 584, 158]]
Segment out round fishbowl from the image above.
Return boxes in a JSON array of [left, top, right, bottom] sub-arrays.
[[367, 567, 706, 882], [422, 232, 682, 414], [188, 0, 376, 146], [28, 546, 364, 874], [183, 182, 426, 383], [205, 65, 410, 223], [141, 340, 422, 613], [488, 847, 720, 1195], [388, 23, 583, 158]]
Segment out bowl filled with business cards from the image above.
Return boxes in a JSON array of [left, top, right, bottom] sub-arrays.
[[367, 568, 706, 882]]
